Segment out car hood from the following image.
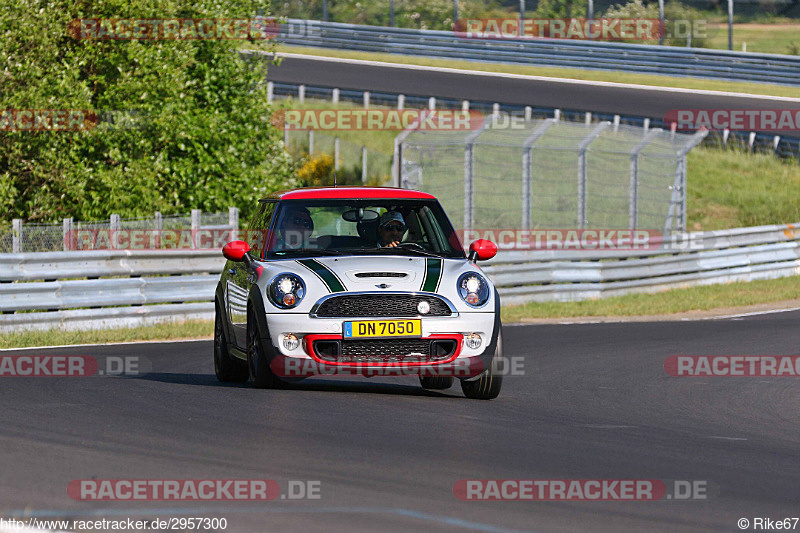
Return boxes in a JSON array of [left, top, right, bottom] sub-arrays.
[[259, 254, 494, 313], [307, 255, 430, 292]]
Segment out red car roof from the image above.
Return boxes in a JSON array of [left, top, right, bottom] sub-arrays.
[[264, 187, 436, 201]]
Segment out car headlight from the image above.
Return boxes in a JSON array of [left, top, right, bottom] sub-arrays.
[[268, 273, 306, 309], [457, 272, 490, 308]]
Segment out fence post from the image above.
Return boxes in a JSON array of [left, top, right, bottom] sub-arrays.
[[585, 112, 592, 125], [629, 129, 660, 231], [577, 122, 611, 229], [554, 109, 561, 121], [154, 211, 162, 249], [398, 94, 405, 110], [643, 118, 650, 133], [228, 207, 239, 229], [492, 103, 500, 115], [110, 214, 120, 250], [284, 127, 289, 149], [298, 84, 305, 104], [267, 81, 274, 104], [666, 129, 708, 233], [12, 219, 22, 253], [522, 119, 557, 230], [62, 217, 73, 251], [464, 122, 491, 233], [228, 207, 239, 242], [363, 91, 370, 109], [393, 124, 418, 188], [524, 106, 531, 121], [334, 137, 340, 170], [361, 146, 368, 184], [191, 210, 201, 235], [332, 88, 340, 104], [428, 97, 436, 110], [309, 130, 314, 155]]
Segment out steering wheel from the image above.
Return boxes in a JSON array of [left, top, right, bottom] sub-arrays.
[[395, 242, 427, 251]]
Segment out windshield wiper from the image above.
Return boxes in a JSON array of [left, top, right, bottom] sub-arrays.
[[271, 249, 346, 257], [367, 246, 445, 258]]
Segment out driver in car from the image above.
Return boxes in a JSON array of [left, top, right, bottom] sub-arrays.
[[377, 211, 406, 248], [275, 205, 314, 250]]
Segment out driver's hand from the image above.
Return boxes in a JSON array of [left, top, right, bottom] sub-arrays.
[[386, 241, 400, 248]]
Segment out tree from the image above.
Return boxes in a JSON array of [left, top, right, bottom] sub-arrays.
[[0, 0, 295, 223]]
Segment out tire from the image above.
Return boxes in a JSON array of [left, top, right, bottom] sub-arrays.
[[247, 310, 285, 389], [214, 304, 248, 383], [419, 376, 454, 390], [460, 329, 503, 400]]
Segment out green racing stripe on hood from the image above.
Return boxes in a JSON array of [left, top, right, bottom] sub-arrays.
[[297, 258, 346, 293], [421, 258, 443, 293]]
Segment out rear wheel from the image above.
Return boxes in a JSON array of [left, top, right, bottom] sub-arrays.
[[460, 330, 503, 400], [419, 376, 454, 390], [247, 310, 285, 389], [214, 305, 248, 383]]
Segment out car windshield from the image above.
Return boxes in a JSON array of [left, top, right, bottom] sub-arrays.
[[266, 199, 465, 259]]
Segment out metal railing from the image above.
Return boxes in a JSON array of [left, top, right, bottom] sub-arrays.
[[266, 81, 800, 162], [2, 209, 238, 254], [1, 223, 798, 331], [276, 19, 800, 86]]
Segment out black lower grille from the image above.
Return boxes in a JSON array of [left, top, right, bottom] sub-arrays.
[[313, 294, 452, 317], [313, 338, 458, 363]]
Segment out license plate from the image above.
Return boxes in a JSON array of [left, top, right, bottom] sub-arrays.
[[343, 319, 422, 339]]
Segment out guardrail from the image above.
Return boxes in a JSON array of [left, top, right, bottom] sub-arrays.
[[1, 223, 798, 331], [483, 223, 800, 305], [276, 19, 800, 86]]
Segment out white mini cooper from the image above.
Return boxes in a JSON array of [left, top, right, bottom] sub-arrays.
[[214, 187, 502, 399]]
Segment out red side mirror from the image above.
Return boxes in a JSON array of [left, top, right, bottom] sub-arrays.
[[222, 240, 251, 262], [469, 239, 497, 261]]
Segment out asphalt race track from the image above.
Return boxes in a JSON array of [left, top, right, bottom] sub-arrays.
[[267, 54, 800, 121], [0, 312, 800, 531], [1, 311, 799, 532]]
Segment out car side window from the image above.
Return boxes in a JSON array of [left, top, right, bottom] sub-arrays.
[[246, 201, 276, 259]]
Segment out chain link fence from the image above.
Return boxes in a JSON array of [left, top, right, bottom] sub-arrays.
[[2, 210, 238, 253], [285, 129, 393, 186], [398, 115, 708, 233]]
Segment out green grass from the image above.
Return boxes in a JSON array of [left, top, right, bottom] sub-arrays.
[[264, 44, 800, 99], [687, 145, 800, 230], [705, 23, 800, 54], [0, 320, 212, 350], [502, 275, 800, 322]]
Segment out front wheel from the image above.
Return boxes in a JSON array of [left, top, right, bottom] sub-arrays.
[[460, 330, 503, 400], [214, 305, 248, 383], [247, 310, 285, 389]]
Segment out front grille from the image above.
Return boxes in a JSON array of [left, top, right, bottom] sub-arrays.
[[313, 294, 452, 317], [313, 338, 458, 363], [354, 272, 407, 278]]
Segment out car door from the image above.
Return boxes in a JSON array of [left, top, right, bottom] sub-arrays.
[[227, 201, 276, 349]]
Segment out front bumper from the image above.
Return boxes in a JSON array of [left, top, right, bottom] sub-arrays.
[[263, 312, 498, 378]]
